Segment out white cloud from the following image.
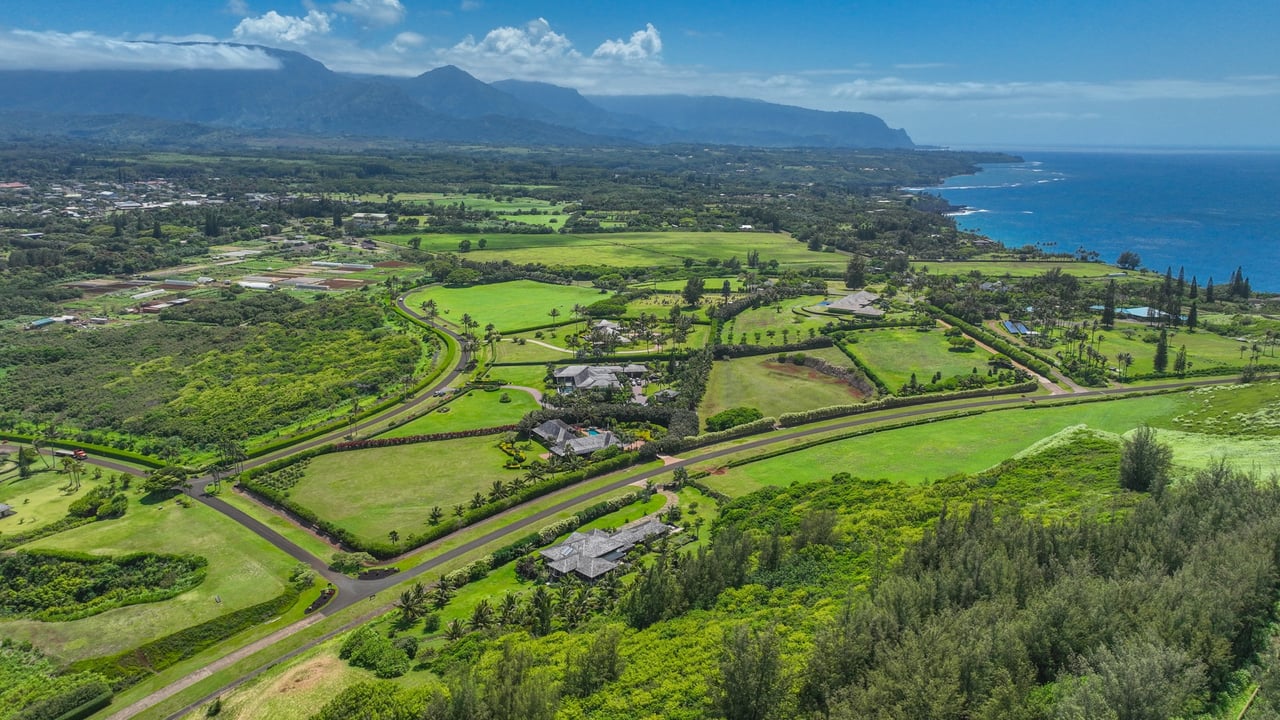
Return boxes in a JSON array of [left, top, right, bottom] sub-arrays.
[[332, 0, 405, 27], [460, 0, 482, 10], [225, 0, 250, 16], [0, 29, 282, 71], [390, 31, 425, 53], [592, 23, 662, 62], [832, 76, 1280, 103], [444, 18, 579, 65], [233, 9, 332, 45]]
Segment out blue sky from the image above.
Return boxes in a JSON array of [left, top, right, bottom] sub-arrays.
[[2, 0, 1278, 147]]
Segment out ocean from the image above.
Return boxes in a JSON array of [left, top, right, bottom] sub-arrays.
[[926, 150, 1280, 291]]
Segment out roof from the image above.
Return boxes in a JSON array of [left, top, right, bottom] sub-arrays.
[[622, 364, 648, 374], [531, 419, 576, 445], [540, 523, 670, 579], [0, 503, 12, 514], [553, 365, 631, 390], [826, 290, 885, 317], [555, 431, 621, 457]]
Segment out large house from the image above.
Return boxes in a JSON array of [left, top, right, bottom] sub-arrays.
[[540, 519, 671, 580], [530, 419, 622, 457], [826, 290, 885, 317], [552, 364, 647, 392]]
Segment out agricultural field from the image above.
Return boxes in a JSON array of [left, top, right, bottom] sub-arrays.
[[403, 280, 604, 333], [383, 231, 846, 270], [699, 346, 871, 420], [286, 437, 517, 545], [844, 325, 997, 389], [378, 388, 540, 438], [911, 259, 1123, 278], [697, 392, 1191, 497], [2, 495, 299, 663]]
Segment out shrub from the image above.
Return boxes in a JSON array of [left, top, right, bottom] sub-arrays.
[[706, 407, 764, 432], [339, 626, 410, 679]]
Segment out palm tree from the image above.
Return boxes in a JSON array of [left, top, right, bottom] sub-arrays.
[[498, 592, 522, 627], [488, 479, 507, 503], [445, 618, 466, 641], [468, 598, 494, 631]]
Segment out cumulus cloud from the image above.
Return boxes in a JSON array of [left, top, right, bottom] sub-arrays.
[[592, 23, 661, 62], [225, 0, 250, 15], [832, 76, 1280, 102], [0, 29, 282, 71], [444, 17, 578, 65], [390, 31, 426, 52], [332, 0, 405, 27], [233, 9, 332, 45]]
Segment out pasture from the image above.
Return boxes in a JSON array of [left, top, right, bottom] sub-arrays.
[[379, 388, 540, 438], [911, 259, 1121, 278], [698, 392, 1193, 497], [699, 346, 870, 420], [403, 280, 605, 333], [844, 325, 996, 389]]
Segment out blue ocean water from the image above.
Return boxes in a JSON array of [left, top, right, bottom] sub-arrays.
[[928, 150, 1280, 291]]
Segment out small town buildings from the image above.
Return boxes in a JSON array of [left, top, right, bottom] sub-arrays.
[[826, 290, 885, 317], [540, 519, 671, 580]]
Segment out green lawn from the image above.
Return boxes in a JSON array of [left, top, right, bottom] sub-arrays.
[[2, 495, 298, 663], [288, 437, 516, 545], [844, 325, 996, 389], [403, 280, 605, 333], [911, 259, 1122, 278], [1086, 323, 1258, 377], [489, 364, 550, 390], [378, 388, 540, 438], [698, 393, 1191, 497], [0, 467, 108, 534], [699, 346, 871, 420], [630, 277, 741, 292], [383, 231, 845, 270], [726, 295, 834, 342]]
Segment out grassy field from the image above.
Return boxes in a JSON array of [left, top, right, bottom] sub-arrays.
[[378, 388, 540, 438], [726, 295, 835, 341], [403, 280, 605, 333], [2, 495, 298, 663], [0, 466, 108, 533], [698, 393, 1193, 497], [489, 364, 551, 390], [382, 231, 845, 269], [288, 437, 516, 544], [911, 259, 1122, 278], [845, 325, 996, 389], [630, 277, 741, 292], [699, 346, 871, 420], [1087, 323, 1257, 377], [1166, 381, 1280, 436]]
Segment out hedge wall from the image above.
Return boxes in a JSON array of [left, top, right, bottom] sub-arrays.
[[776, 381, 1039, 427], [679, 417, 778, 452], [710, 336, 834, 359], [332, 425, 516, 452], [0, 434, 161, 469]]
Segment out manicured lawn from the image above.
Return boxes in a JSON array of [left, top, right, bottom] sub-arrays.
[[2, 495, 298, 663], [288, 437, 516, 545], [488, 364, 550, 390], [403, 280, 604, 333], [378, 388, 540, 438], [844, 325, 996, 389], [699, 346, 871, 420], [1090, 323, 1256, 377], [911, 259, 1120, 278], [0, 467, 112, 533], [384, 231, 846, 270], [699, 393, 1192, 497], [725, 294, 834, 342]]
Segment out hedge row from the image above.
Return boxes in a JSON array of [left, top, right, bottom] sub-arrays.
[[679, 417, 778, 452], [776, 381, 1039, 427], [928, 307, 1059, 379], [70, 588, 300, 691], [332, 425, 516, 451], [830, 342, 890, 395], [1127, 363, 1276, 382], [0, 433, 161, 469], [685, 479, 731, 503], [0, 516, 96, 551], [12, 683, 112, 720], [734, 410, 989, 469], [710, 336, 834, 359]]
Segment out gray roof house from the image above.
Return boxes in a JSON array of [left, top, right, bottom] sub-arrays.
[[530, 419, 623, 457], [539, 519, 671, 580], [0, 503, 14, 518], [531, 419, 577, 446], [553, 364, 647, 391], [827, 290, 885, 317]]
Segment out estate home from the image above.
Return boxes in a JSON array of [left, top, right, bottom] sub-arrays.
[[539, 519, 672, 580], [530, 418, 622, 457], [826, 290, 885, 317], [552, 364, 647, 392]]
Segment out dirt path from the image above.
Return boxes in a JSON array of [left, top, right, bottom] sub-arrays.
[[502, 385, 545, 404]]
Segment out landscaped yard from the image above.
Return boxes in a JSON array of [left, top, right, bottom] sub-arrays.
[[2, 496, 299, 663], [724, 294, 834, 343], [287, 437, 516, 545], [699, 346, 871, 420], [403, 280, 605, 333], [844, 325, 996, 389], [697, 392, 1191, 497], [0, 466, 117, 534], [378, 388, 540, 438]]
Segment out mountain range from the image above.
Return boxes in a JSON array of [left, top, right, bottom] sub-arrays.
[[0, 45, 913, 149]]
